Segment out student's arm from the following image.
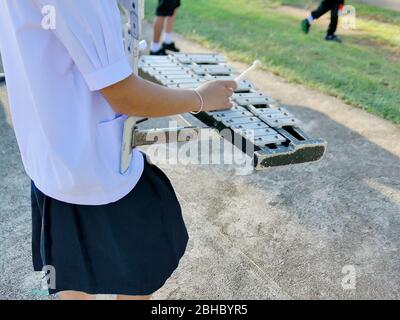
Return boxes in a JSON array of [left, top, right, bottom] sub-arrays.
[[33, 0, 235, 116], [101, 75, 237, 117]]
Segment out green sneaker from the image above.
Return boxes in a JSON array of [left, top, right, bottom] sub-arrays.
[[301, 19, 310, 34]]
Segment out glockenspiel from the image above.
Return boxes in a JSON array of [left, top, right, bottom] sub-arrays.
[[138, 53, 326, 169]]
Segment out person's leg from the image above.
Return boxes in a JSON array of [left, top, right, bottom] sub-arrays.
[[301, 0, 334, 34], [59, 291, 94, 300], [311, 0, 335, 20], [327, 0, 344, 35], [327, 3, 339, 36], [325, 0, 343, 42], [153, 16, 165, 45], [162, 2, 181, 52], [59, 292, 151, 300], [165, 8, 178, 35], [151, 0, 171, 54], [151, 16, 166, 53], [116, 295, 152, 300]]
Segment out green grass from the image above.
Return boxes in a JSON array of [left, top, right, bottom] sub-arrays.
[[146, 0, 400, 124]]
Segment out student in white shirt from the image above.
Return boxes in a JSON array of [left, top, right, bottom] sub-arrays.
[[0, 0, 236, 300]]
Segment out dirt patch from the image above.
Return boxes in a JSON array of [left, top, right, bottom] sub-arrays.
[[350, 35, 400, 61]]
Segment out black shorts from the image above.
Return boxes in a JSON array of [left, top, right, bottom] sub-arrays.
[[156, 0, 181, 17], [31, 157, 189, 295]]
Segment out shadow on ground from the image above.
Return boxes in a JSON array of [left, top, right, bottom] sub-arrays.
[[155, 104, 400, 299], [0, 86, 399, 299]]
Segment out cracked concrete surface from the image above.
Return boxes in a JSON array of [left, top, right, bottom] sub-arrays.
[[1, 32, 400, 299]]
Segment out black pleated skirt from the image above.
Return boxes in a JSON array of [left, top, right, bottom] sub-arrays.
[[31, 157, 189, 296]]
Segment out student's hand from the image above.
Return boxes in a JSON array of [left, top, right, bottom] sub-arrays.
[[196, 80, 237, 112], [101, 75, 238, 118]]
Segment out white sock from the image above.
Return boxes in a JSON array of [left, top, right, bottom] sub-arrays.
[[307, 15, 314, 24], [150, 42, 161, 52], [164, 33, 173, 44]]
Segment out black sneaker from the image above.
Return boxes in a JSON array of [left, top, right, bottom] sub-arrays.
[[150, 48, 167, 56], [301, 19, 311, 34], [162, 42, 180, 52], [325, 34, 342, 43]]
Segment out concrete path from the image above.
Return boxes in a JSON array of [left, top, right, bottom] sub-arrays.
[[1, 33, 400, 299]]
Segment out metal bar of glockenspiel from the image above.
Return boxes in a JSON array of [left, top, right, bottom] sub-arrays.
[[139, 53, 327, 169], [179, 55, 326, 162]]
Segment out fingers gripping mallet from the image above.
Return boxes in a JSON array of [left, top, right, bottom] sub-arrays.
[[235, 60, 262, 83]]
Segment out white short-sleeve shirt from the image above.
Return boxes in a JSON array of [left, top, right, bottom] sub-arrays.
[[0, 0, 144, 205]]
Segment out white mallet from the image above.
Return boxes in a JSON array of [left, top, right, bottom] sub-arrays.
[[235, 60, 261, 83]]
